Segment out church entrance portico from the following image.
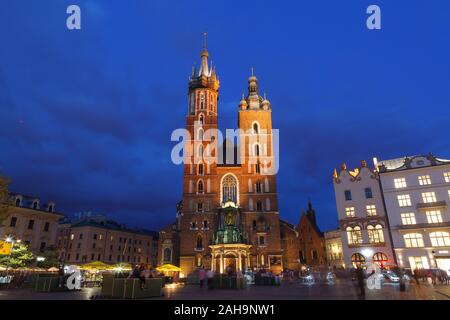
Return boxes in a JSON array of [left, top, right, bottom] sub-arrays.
[[210, 244, 252, 273]]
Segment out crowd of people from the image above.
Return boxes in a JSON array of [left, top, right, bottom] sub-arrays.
[[128, 264, 168, 288]]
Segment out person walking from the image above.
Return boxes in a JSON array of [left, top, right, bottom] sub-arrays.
[[413, 269, 420, 286], [138, 264, 146, 289], [199, 267, 206, 288], [206, 269, 214, 290], [355, 267, 365, 299]]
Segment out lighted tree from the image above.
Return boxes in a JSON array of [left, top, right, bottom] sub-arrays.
[[0, 243, 36, 269]]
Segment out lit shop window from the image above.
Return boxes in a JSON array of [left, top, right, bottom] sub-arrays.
[[429, 232, 450, 247], [345, 207, 355, 217], [366, 205, 377, 216], [367, 225, 384, 243], [394, 178, 407, 189], [421, 192, 437, 203], [418, 175, 431, 186], [401, 213, 416, 225], [397, 194, 412, 207], [425, 210, 443, 224], [373, 252, 388, 266], [408, 256, 429, 270], [351, 253, 365, 268], [404, 233, 424, 248], [346, 226, 362, 245], [444, 172, 450, 183]]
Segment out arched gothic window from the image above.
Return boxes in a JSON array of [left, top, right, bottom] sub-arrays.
[[222, 174, 238, 203], [253, 123, 259, 134], [198, 180, 204, 194], [198, 128, 204, 141], [196, 235, 203, 249], [199, 114, 204, 125], [198, 144, 204, 158], [163, 248, 172, 263], [198, 163, 204, 175], [256, 200, 263, 211], [200, 93, 205, 110]]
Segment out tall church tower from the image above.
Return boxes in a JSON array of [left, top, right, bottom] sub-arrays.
[[179, 34, 220, 273], [236, 71, 282, 271], [176, 36, 283, 276]]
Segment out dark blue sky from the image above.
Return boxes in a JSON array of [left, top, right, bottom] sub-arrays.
[[1, 0, 449, 232]]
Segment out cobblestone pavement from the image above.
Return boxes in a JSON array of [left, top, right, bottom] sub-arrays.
[[0, 280, 448, 300]]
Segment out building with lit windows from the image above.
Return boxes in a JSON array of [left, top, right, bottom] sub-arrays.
[[0, 193, 63, 254], [324, 229, 344, 269], [376, 154, 450, 274], [332, 161, 394, 268], [57, 212, 159, 266]]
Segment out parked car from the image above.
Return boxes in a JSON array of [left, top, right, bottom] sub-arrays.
[[382, 270, 400, 282]]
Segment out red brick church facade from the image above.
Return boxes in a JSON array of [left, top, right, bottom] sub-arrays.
[[158, 35, 326, 276]]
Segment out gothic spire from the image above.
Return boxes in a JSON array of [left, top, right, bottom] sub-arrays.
[[199, 32, 210, 77]]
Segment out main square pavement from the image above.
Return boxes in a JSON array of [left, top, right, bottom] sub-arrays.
[[0, 279, 449, 300]]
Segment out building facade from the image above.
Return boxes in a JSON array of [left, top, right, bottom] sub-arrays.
[[170, 36, 290, 276], [279, 219, 300, 270], [1, 193, 63, 253], [57, 213, 159, 266], [297, 201, 327, 267], [324, 229, 344, 269], [333, 160, 394, 268], [376, 154, 450, 273], [158, 221, 180, 267]]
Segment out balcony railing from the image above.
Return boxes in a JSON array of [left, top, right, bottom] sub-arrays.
[[395, 221, 450, 230], [416, 200, 447, 210], [348, 242, 386, 248]]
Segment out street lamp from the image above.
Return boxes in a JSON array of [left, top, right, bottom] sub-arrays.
[[4, 236, 15, 275]]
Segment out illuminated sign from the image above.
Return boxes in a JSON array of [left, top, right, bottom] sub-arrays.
[[0, 241, 12, 255]]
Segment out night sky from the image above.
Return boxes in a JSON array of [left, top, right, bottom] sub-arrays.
[[1, 1, 449, 232]]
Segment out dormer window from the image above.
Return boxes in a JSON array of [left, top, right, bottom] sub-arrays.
[[32, 201, 38, 210], [15, 198, 21, 207]]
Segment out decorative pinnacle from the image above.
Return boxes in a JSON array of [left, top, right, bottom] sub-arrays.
[[251, 67, 254, 76], [203, 32, 207, 50]]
